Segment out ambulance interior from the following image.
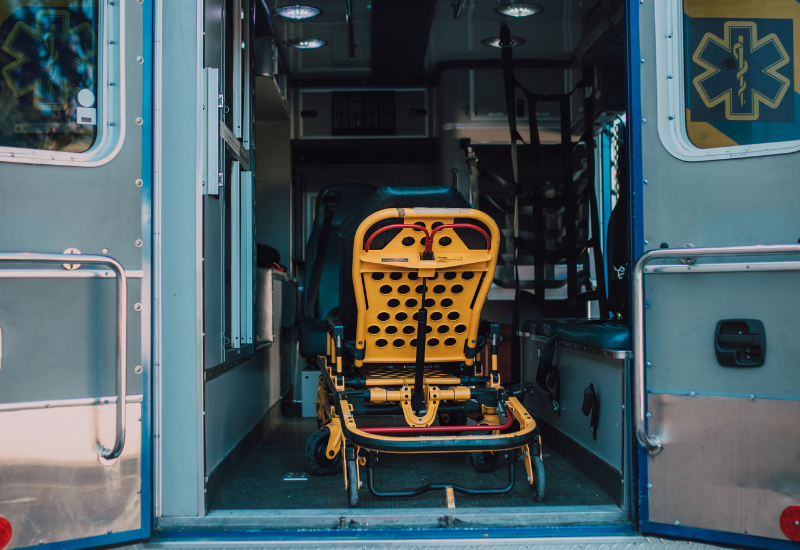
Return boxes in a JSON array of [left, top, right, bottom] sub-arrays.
[[196, 0, 633, 528]]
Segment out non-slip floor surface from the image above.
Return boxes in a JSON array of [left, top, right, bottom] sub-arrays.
[[209, 413, 617, 510]]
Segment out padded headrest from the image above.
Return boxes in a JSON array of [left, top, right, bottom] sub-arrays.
[[339, 186, 472, 243]]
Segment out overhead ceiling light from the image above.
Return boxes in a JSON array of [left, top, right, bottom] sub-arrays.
[[495, 3, 544, 17], [286, 38, 328, 49], [275, 5, 322, 20], [481, 36, 525, 48]]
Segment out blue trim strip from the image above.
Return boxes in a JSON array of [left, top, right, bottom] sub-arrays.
[[29, 531, 149, 550], [625, 0, 646, 529], [139, 0, 155, 542], [153, 524, 636, 542], [641, 521, 799, 550]]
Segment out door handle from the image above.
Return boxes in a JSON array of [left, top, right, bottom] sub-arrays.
[[633, 244, 800, 454], [0, 252, 128, 460]]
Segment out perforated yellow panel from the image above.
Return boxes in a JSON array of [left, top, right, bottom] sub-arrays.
[[351, 208, 500, 366]]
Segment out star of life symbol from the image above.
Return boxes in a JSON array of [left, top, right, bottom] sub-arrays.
[[1, 9, 96, 111], [692, 21, 790, 121]]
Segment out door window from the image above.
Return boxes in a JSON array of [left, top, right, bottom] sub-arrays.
[[0, 1, 99, 152], [685, 1, 797, 149], [657, 0, 800, 160]]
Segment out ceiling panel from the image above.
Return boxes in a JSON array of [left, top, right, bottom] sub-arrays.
[[268, 0, 586, 81]]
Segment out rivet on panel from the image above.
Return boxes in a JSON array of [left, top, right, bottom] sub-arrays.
[[102, 248, 109, 254], [135, 178, 143, 187], [668, 115, 674, 120], [134, 303, 142, 311], [641, 58, 645, 63], [675, 521, 680, 526], [646, 412, 652, 418], [136, 56, 144, 64], [644, 240, 649, 245], [136, 117, 143, 125], [643, 179, 649, 185], [644, 301, 651, 308], [642, 118, 647, 124], [647, 483, 653, 489], [135, 365, 143, 374], [646, 361, 652, 368], [135, 239, 143, 247], [689, 391, 696, 397]]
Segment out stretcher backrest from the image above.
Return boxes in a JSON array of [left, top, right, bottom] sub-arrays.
[[350, 207, 500, 365]]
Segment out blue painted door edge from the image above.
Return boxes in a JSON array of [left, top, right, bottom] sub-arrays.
[[139, 0, 155, 543]]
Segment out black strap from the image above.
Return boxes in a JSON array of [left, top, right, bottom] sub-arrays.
[[500, 24, 524, 384], [582, 383, 599, 440], [500, 24, 524, 193], [412, 277, 428, 414], [304, 196, 339, 318], [535, 330, 563, 416], [604, 123, 629, 319]]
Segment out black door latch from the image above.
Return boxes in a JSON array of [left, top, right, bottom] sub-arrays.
[[714, 319, 766, 367]]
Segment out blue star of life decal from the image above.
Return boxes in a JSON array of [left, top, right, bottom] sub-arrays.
[[1, 8, 96, 111], [688, 18, 794, 123]]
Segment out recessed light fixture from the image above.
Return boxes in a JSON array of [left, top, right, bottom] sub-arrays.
[[481, 36, 525, 48], [286, 38, 328, 49], [275, 5, 322, 20], [494, 3, 544, 17]]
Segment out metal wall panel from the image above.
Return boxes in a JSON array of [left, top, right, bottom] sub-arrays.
[[638, 5, 800, 251], [204, 195, 225, 368], [647, 394, 800, 541], [521, 337, 626, 471], [0, 2, 145, 269], [0, 403, 142, 549], [645, 270, 800, 398], [159, 0, 205, 518], [204, 353, 272, 474], [0, 278, 143, 403]]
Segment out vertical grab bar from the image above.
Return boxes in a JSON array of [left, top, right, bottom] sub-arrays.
[[0, 253, 128, 459], [632, 244, 800, 454]]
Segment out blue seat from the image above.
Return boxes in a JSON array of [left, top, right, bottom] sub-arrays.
[[523, 319, 630, 350], [299, 183, 376, 358]]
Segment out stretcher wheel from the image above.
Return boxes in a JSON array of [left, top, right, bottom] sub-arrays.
[[468, 451, 498, 473], [304, 426, 342, 476], [346, 459, 359, 507], [532, 455, 545, 502]]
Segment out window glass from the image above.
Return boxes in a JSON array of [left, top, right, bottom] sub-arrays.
[[684, 0, 800, 149], [0, 1, 99, 152]]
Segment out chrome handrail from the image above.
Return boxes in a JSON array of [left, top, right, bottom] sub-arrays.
[[0, 253, 128, 459], [633, 244, 800, 453]]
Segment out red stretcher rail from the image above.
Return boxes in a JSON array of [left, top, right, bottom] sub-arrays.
[[426, 224, 491, 254], [361, 413, 513, 434], [364, 224, 430, 252]]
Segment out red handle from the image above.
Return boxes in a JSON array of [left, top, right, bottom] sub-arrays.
[[426, 224, 491, 254], [364, 224, 430, 252]]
